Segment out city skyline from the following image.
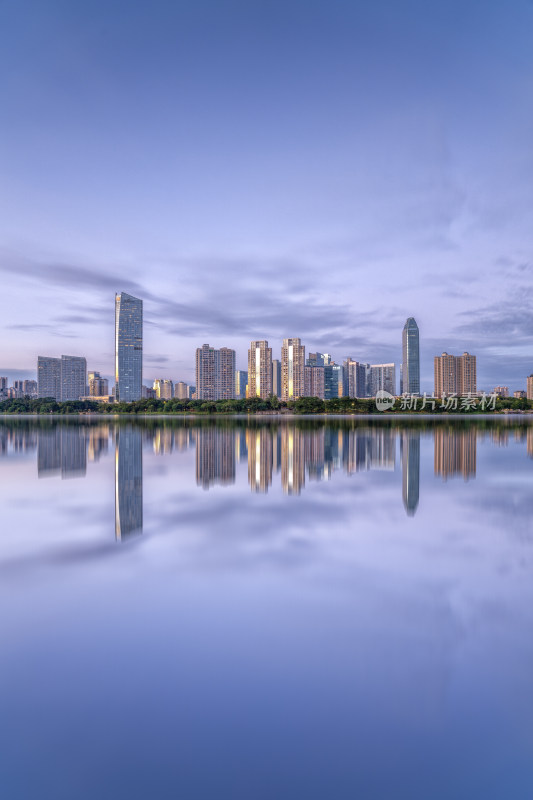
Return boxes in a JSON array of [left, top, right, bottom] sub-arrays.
[[1, 2, 532, 391]]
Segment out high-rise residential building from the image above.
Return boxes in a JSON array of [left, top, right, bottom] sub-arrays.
[[196, 344, 217, 400], [175, 381, 188, 400], [153, 379, 173, 399], [272, 359, 281, 397], [368, 363, 396, 396], [281, 338, 305, 401], [60, 355, 87, 401], [88, 371, 109, 397], [514, 390, 526, 399], [343, 359, 370, 398], [527, 375, 533, 401], [304, 365, 325, 398], [235, 370, 248, 400], [434, 352, 477, 396], [115, 292, 143, 403], [22, 379, 38, 397], [38, 356, 61, 399], [401, 317, 420, 395], [0, 377, 7, 398], [217, 348, 236, 400], [307, 353, 333, 367], [247, 341, 272, 399], [13, 380, 24, 396], [196, 344, 236, 400], [493, 386, 509, 397]]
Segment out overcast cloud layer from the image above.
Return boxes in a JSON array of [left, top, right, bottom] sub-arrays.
[[1, 0, 532, 391]]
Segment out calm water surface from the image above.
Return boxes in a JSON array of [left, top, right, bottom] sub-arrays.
[[1, 416, 532, 799]]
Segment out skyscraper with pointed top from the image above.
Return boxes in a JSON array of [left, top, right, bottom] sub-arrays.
[[401, 317, 420, 395], [115, 292, 143, 402]]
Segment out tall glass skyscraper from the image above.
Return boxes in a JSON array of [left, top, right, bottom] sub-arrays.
[[401, 317, 420, 395], [115, 292, 143, 402]]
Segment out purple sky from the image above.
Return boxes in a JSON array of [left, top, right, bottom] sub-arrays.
[[1, 0, 532, 391]]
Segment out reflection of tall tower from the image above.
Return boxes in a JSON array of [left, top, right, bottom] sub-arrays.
[[281, 426, 305, 495], [115, 427, 143, 540], [434, 428, 476, 481], [401, 430, 420, 516], [246, 428, 273, 492], [194, 428, 236, 489]]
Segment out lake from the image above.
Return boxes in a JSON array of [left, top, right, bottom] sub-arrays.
[[1, 415, 532, 799]]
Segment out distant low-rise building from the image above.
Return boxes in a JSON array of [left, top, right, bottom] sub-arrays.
[[493, 386, 509, 397], [514, 390, 526, 399], [88, 371, 109, 397], [153, 379, 173, 399]]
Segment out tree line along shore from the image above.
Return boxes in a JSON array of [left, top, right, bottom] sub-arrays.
[[1, 395, 532, 415]]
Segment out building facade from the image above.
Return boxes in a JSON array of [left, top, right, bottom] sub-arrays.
[[281, 338, 305, 401], [527, 375, 533, 401], [60, 355, 87, 401], [434, 352, 477, 396], [368, 363, 396, 396], [272, 359, 281, 397], [196, 344, 236, 401], [235, 370, 248, 400], [247, 341, 272, 399], [115, 292, 143, 402], [401, 317, 420, 395], [175, 381, 189, 400], [153, 379, 174, 399], [304, 365, 325, 398], [38, 356, 61, 399], [88, 371, 109, 397], [343, 359, 369, 398]]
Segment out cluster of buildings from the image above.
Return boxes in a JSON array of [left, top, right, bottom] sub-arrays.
[[2, 292, 532, 403]]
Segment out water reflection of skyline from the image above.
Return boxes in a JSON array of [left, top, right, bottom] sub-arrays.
[[2, 420, 533, 531]]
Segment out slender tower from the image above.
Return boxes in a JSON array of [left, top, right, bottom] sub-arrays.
[[401, 317, 420, 395], [115, 292, 143, 402]]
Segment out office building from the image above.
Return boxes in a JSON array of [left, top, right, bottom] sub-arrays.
[[235, 370, 248, 400], [281, 338, 305, 401], [115, 292, 143, 402], [368, 363, 396, 396], [527, 375, 533, 401], [38, 356, 61, 399], [153, 379, 173, 399], [88, 371, 109, 397], [401, 317, 420, 395], [196, 344, 236, 401], [272, 359, 281, 397], [434, 352, 477, 396], [324, 363, 344, 399], [60, 355, 87, 401], [247, 340, 273, 399], [175, 381, 189, 400]]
